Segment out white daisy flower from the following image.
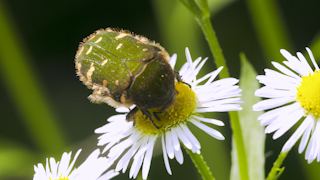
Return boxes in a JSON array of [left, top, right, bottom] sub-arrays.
[[95, 47, 242, 179], [253, 47, 320, 163], [33, 149, 119, 180]]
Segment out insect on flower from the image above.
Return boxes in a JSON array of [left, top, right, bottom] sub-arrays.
[[75, 28, 182, 128]]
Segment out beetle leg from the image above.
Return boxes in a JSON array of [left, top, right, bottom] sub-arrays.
[[140, 108, 161, 129], [126, 106, 139, 122], [153, 111, 163, 123], [174, 71, 191, 88]]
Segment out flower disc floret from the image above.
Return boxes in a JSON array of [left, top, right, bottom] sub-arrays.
[[133, 82, 196, 134], [296, 70, 320, 118]]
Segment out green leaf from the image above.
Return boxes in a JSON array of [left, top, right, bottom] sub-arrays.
[[178, 0, 202, 19], [230, 53, 265, 180]]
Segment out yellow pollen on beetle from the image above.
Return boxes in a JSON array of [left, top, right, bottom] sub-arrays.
[[116, 43, 123, 50], [115, 33, 127, 40], [132, 82, 197, 134], [296, 69, 320, 118], [94, 36, 103, 43], [86, 63, 95, 82], [101, 59, 108, 66], [86, 46, 93, 55]]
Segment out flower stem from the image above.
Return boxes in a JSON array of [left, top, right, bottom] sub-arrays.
[[266, 151, 288, 180], [196, 1, 249, 180], [195, 13, 229, 79], [178, 1, 249, 179], [229, 111, 249, 180], [185, 146, 215, 180]]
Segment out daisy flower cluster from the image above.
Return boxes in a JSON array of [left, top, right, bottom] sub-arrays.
[[33, 149, 118, 180], [95, 47, 242, 179], [253, 47, 320, 163]]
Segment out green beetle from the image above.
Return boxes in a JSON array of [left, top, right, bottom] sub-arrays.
[[75, 28, 181, 128]]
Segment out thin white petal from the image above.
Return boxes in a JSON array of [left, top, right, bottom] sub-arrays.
[[252, 97, 294, 111], [299, 118, 313, 154], [282, 116, 313, 152], [161, 135, 172, 175], [180, 124, 201, 149], [271, 61, 300, 79], [165, 131, 175, 159], [169, 53, 177, 69], [306, 47, 319, 70], [272, 109, 304, 139], [190, 119, 225, 140], [193, 116, 224, 126], [174, 147, 184, 165], [142, 137, 156, 179], [170, 129, 180, 151], [173, 127, 192, 149]]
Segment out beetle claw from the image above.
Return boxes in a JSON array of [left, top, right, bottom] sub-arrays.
[[175, 71, 191, 88], [140, 108, 161, 129], [153, 111, 162, 121]]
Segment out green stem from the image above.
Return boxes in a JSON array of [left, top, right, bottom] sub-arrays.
[[229, 111, 249, 180], [185, 146, 215, 180], [196, 2, 249, 180], [266, 151, 288, 180], [178, 1, 249, 179], [195, 13, 229, 78]]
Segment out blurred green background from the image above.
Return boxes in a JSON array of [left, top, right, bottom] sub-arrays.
[[1, 0, 320, 179]]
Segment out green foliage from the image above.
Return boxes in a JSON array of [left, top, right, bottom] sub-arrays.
[[231, 54, 265, 180]]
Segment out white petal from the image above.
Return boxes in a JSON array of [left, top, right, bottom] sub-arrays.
[[130, 153, 144, 179], [296, 52, 313, 75], [169, 53, 177, 69], [161, 135, 172, 175], [193, 116, 224, 126], [306, 47, 319, 70], [165, 131, 175, 159], [299, 118, 313, 154], [265, 105, 302, 134], [115, 107, 130, 113], [174, 147, 184, 165], [254, 86, 295, 98], [169, 129, 180, 151], [196, 104, 242, 112], [282, 116, 313, 152], [271, 61, 300, 79], [305, 120, 320, 163], [190, 119, 225, 140], [173, 127, 192, 149], [204, 67, 223, 86], [252, 96, 294, 111], [272, 109, 304, 139], [142, 136, 156, 179], [180, 124, 201, 149]]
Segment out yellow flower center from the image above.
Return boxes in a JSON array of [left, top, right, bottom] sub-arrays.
[[296, 69, 320, 118], [132, 82, 197, 134]]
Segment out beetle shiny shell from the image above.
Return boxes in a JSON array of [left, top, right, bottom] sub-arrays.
[[75, 28, 178, 128]]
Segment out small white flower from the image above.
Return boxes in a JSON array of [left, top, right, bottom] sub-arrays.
[[33, 149, 118, 180], [95, 47, 242, 179], [253, 47, 320, 163]]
